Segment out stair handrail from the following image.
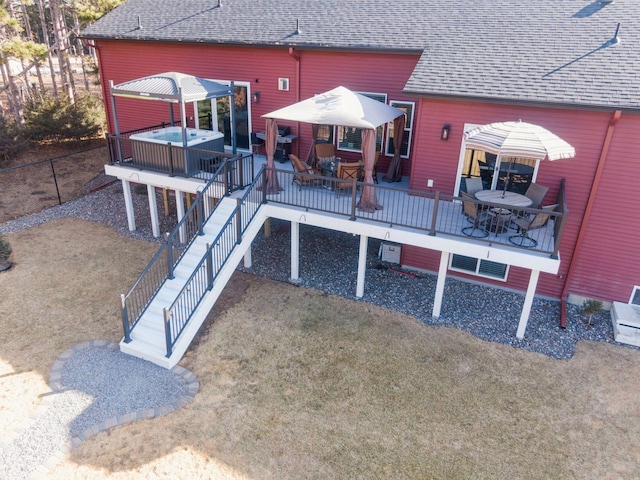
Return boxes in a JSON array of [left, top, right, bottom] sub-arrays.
[[120, 156, 245, 343], [162, 168, 267, 356]]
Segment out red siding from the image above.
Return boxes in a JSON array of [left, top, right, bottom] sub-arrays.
[[404, 98, 640, 301], [95, 41, 419, 174], [95, 39, 640, 303]]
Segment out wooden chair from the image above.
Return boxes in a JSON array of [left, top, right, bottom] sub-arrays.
[[335, 162, 362, 195], [461, 192, 490, 238], [524, 183, 549, 209], [509, 204, 557, 247], [250, 132, 265, 155], [290, 154, 321, 190]]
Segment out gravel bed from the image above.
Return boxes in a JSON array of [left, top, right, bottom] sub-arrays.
[[0, 181, 632, 361]]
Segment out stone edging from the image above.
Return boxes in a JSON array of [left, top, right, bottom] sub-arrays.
[[26, 340, 199, 478]]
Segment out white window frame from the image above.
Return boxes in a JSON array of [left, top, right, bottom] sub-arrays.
[[449, 253, 510, 282], [337, 92, 387, 154], [193, 80, 252, 152], [454, 122, 542, 196], [384, 100, 414, 159], [630, 286, 640, 305]]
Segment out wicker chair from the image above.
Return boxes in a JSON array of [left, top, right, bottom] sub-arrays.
[[290, 154, 322, 190], [509, 204, 557, 247]]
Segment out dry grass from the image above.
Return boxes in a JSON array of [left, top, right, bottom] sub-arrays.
[[0, 141, 110, 223], [1, 219, 640, 479]]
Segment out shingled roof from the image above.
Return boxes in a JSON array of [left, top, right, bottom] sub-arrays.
[[82, 0, 640, 111]]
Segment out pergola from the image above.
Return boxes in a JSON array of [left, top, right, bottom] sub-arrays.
[[263, 86, 406, 211], [109, 71, 236, 152]]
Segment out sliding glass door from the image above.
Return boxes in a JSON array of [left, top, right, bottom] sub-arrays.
[[195, 81, 250, 150]]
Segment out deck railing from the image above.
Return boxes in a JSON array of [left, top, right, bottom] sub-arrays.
[[120, 156, 257, 345], [120, 164, 568, 356], [266, 168, 567, 257], [162, 171, 265, 356]]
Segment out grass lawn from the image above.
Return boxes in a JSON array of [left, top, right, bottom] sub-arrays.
[[1, 218, 640, 479]]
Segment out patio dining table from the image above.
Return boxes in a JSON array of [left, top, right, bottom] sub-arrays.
[[475, 190, 533, 208], [475, 190, 533, 234]]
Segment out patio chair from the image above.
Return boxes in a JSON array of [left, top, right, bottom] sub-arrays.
[[316, 143, 337, 164], [461, 192, 490, 238], [508, 204, 557, 248], [335, 161, 362, 195], [290, 154, 322, 190], [524, 182, 549, 209], [464, 177, 484, 196]]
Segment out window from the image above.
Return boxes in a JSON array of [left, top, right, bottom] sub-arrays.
[[630, 286, 640, 305], [337, 92, 387, 153], [449, 254, 509, 281], [385, 101, 414, 158], [315, 125, 334, 144]]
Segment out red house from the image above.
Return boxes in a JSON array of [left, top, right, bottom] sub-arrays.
[[81, 0, 640, 366]]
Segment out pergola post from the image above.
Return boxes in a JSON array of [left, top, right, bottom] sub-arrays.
[[175, 189, 185, 243]]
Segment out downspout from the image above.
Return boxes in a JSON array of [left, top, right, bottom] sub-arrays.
[[288, 47, 301, 157], [559, 109, 622, 327]]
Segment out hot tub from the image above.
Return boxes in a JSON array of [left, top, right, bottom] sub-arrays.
[[129, 126, 225, 176]]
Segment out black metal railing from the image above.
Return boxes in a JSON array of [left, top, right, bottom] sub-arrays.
[[266, 168, 567, 257], [121, 162, 568, 357], [120, 158, 257, 344], [162, 171, 265, 356]]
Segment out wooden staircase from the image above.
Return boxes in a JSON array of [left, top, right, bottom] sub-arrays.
[[120, 196, 266, 368]]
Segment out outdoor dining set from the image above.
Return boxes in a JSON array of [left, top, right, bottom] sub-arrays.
[[461, 178, 557, 248]]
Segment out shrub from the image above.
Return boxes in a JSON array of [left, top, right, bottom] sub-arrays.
[[0, 114, 25, 166], [22, 93, 105, 143], [0, 234, 12, 262]]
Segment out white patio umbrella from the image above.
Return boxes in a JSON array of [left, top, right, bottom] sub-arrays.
[[464, 120, 575, 194]]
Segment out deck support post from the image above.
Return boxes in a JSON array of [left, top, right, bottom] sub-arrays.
[[244, 245, 252, 268], [516, 269, 540, 339], [122, 179, 136, 231], [356, 234, 368, 298], [290, 220, 300, 283], [433, 251, 450, 318], [175, 189, 185, 244], [147, 184, 160, 238]]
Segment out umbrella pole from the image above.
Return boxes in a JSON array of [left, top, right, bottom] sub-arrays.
[[502, 159, 513, 197]]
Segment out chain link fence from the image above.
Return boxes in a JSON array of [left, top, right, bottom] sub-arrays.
[[0, 142, 112, 223]]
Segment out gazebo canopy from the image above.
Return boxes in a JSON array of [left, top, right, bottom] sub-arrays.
[[263, 86, 404, 128], [111, 71, 233, 103]]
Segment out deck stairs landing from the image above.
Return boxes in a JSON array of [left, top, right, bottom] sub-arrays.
[[120, 196, 265, 369]]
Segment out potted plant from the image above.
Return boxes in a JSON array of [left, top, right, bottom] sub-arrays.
[[0, 234, 12, 272], [582, 299, 603, 328]]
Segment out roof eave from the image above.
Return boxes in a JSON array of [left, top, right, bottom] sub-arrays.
[[78, 34, 424, 55], [402, 89, 640, 114]]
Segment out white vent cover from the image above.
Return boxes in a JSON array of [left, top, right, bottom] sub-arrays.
[[278, 78, 289, 91]]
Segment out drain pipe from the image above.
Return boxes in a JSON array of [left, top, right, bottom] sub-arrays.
[[559, 109, 622, 328], [288, 47, 301, 158]]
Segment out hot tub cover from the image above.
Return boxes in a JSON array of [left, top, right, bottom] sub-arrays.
[[111, 72, 233, 103]]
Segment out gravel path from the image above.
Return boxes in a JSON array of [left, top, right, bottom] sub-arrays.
[[0, 178, 633, 477], [0, 341, 198, 480]]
